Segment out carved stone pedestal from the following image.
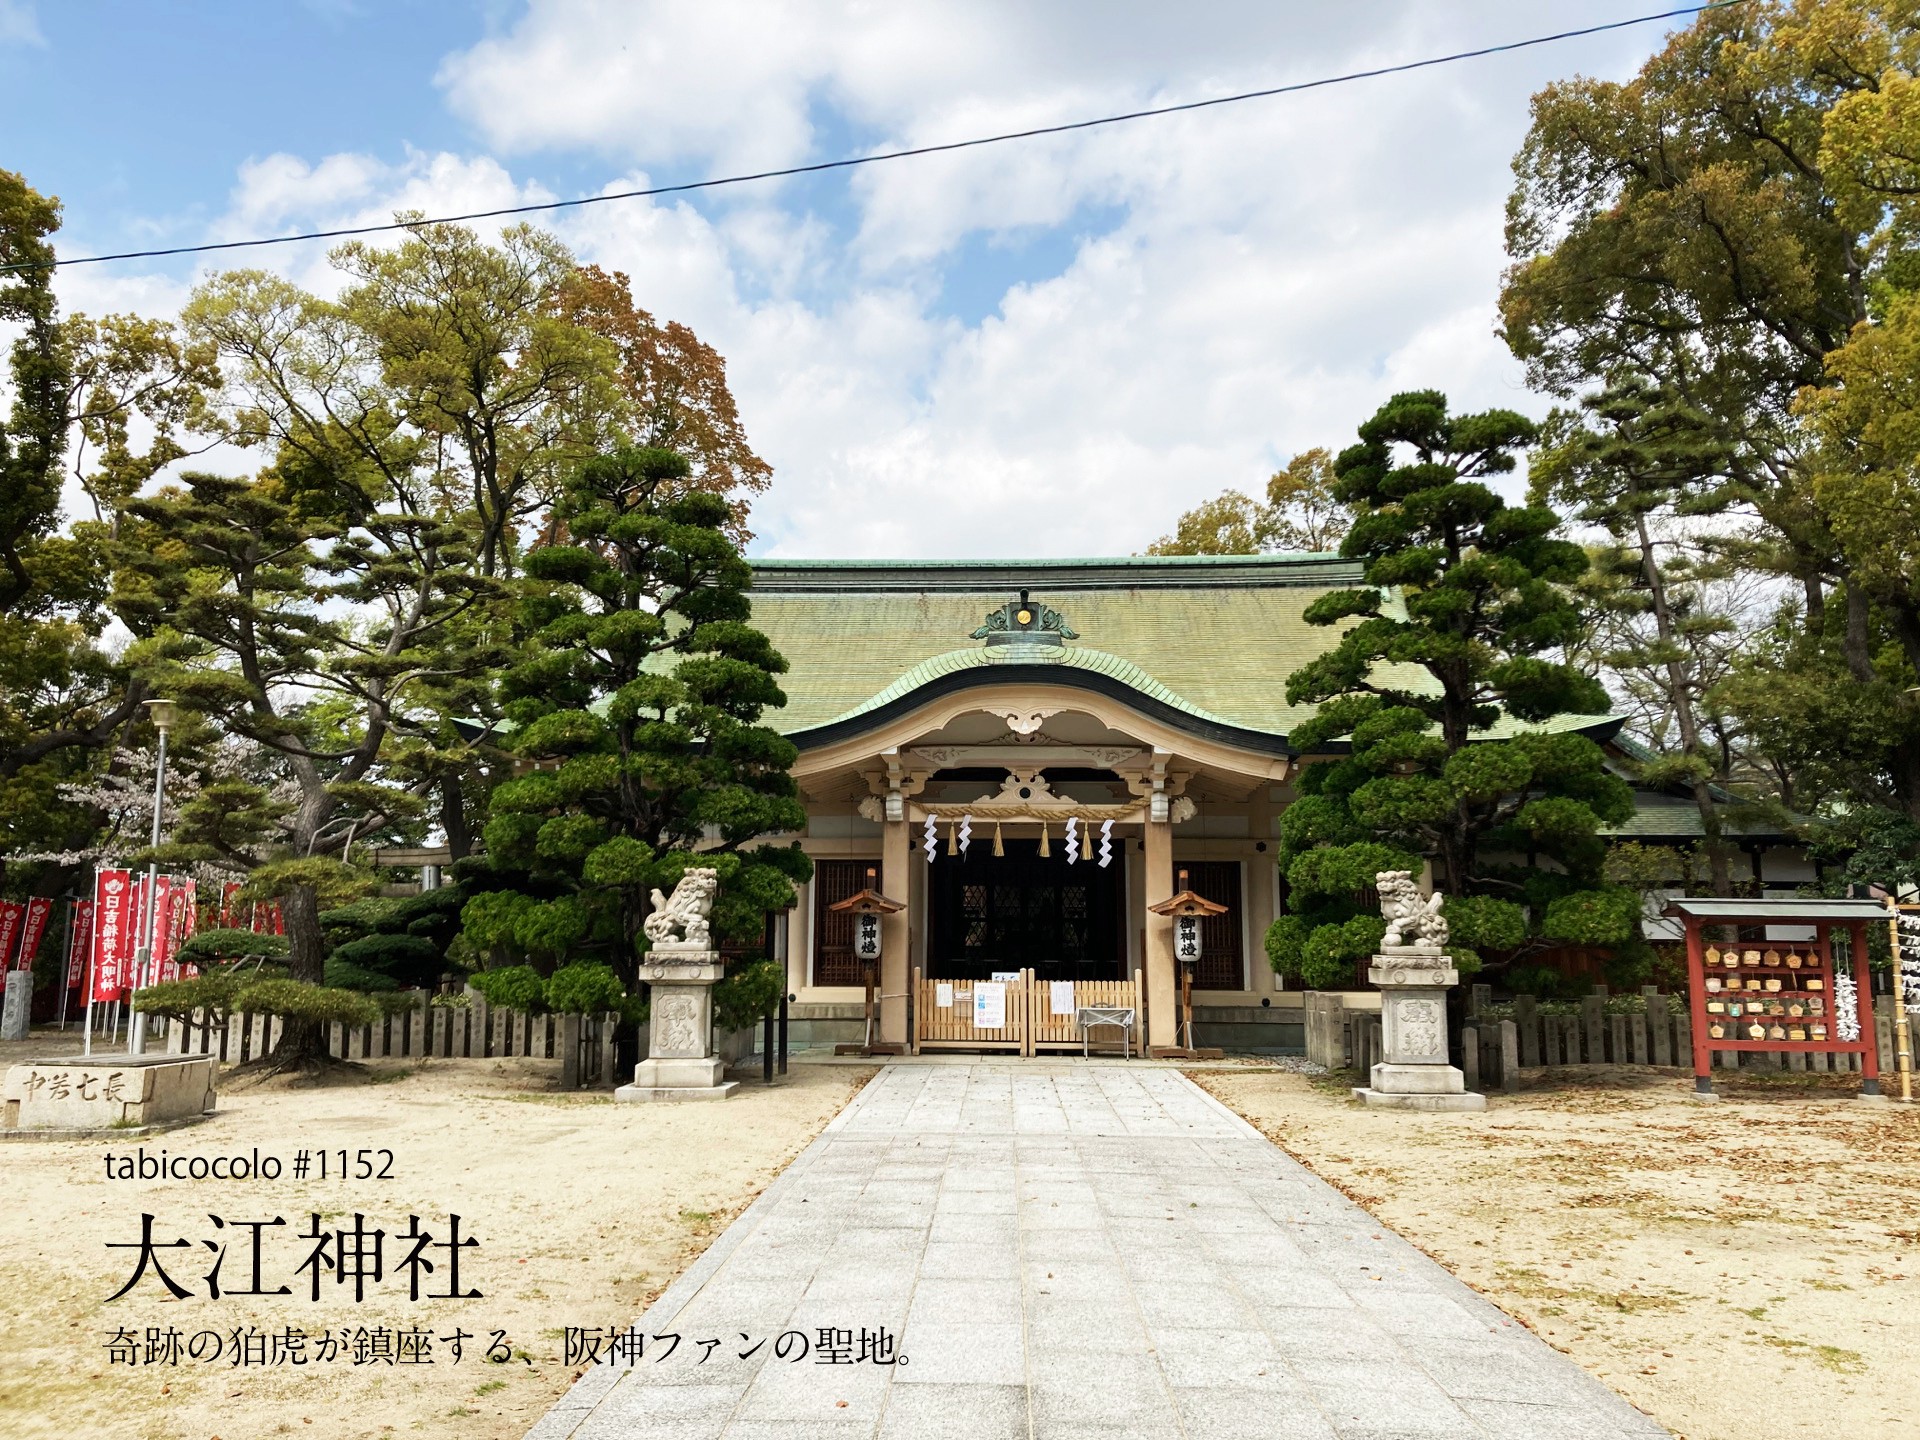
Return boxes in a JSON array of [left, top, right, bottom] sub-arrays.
[[1352, 947, 1485, 1112], [616, 947, 737, 1103]]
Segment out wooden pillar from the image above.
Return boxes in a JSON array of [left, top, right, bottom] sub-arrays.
[[1145, 816, 1176, 1049], [1851, 920, 1881, 1091], [1684, 916, 1713, 1095], [880, 817, 911, 1046]]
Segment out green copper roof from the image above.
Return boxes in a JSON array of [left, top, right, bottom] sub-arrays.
[[1598, 794, 1791, 840], [744, 555, 1620, 753], [747, 555, 1384, 739]]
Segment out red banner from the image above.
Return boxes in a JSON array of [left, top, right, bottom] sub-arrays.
[[92, 869, 135, 1002], [17, 896, 52, 970], [179, 879, 201, 978], [157, 877, 195, 983], [220, 880, 242, 928], [65, 899, 93, 989], [0, 901, 23, 970], [146, 875, 174, 988]]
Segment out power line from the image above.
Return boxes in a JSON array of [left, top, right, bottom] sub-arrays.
[[11, 1, 1745, 274]]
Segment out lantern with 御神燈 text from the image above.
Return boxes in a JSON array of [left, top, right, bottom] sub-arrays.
[[827, 867, 906, 1055], [1148, 869, 1229, 1053]]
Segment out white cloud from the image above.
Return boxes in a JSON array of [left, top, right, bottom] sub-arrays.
[[0, 0, 43, 48], [57, 0, 1680, 558]]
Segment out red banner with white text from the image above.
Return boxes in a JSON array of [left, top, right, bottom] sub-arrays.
[[91, 869, 135, 1002], [157, 877, 194, 982], [17, 896, 52, 970], [0, 901, 23, 971], [65, 899, 93, 989]]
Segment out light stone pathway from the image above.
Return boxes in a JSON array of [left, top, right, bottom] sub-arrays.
[[529, 1063, 1667, 1440]]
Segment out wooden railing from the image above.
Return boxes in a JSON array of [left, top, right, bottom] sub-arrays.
[[911, 967, 1142, 1055]]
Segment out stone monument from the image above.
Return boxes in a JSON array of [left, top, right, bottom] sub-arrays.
[[5, 1053, 217, 1135], [616, 868, 738, 1103], [1, 970, 30, 1042], [1352, 871, 1485, 1112]]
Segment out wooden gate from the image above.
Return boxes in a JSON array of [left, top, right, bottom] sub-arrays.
[[911, 968, 1142, 1056]]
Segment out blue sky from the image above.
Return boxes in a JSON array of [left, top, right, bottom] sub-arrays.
[[1, 1, 1684, 557]]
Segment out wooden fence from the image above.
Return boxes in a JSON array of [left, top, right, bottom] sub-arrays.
[[1303, 986, 1919, 1094], [163, 990, 625, 1088], [1459, 988, 1919, 1093]]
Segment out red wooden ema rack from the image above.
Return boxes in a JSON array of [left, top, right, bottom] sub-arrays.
[[1664, 897, 1886, 1100]]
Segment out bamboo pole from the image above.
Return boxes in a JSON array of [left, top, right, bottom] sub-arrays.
[[1889, 900, 1915, 1104]]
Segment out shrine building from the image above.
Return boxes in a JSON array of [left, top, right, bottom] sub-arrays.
[[743, 554, 1804, 1055]]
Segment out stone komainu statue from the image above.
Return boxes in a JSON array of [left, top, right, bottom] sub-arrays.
[[1376, 869, 1448, 949], [644, 867, 719, 946]]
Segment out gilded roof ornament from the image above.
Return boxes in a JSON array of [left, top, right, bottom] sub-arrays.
[[971, 588, 1078, 643]]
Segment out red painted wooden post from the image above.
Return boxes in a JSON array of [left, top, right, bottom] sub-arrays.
[[1684, 916, 1713, 1096], [1851, 920, 1881, 1095]]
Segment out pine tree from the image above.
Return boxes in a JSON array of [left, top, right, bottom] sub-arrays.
[[462, 446, 808, 986], [117, 469, 482, 1073], [1531, 375, 1743, 894], [1269, 391, 1635, 988]]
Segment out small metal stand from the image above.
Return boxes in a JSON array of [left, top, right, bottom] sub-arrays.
[[1077, 1005, 1136, 1059]]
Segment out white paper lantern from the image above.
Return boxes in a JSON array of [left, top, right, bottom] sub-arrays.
[[1175, 913, 1203, 965]]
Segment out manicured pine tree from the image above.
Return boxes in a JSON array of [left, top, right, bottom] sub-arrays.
[[1269, 391, 1636, 988], [462, 446, 809, 988]]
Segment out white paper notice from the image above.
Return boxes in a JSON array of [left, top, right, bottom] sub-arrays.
[[991, 970, 1021, 985], [935, 982, 953, 1010], [1050, 980, 1076, 1016], [974, 981, 1006, 1029]]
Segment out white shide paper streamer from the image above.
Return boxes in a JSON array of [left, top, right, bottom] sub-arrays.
[[1833, 969, 1861, 1042]]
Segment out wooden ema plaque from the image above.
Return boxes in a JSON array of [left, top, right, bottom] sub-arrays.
[[1666, 899, 1882, 1100]]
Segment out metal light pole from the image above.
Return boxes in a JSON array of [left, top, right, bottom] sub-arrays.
[[129, 698, 178, 1055]]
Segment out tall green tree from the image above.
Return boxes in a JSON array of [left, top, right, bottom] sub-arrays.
[[1269, 392, 1633, 987], [182, 223, 768, 858], [1148, 448, 1352, 555], [184, 219, 609, 581], [0, 171, 192, 893], [117, 468, 485, 1072], [1501, 0, 1920, 830], [1725, 285, 1920, 851], [462, 446, 808, 986], [0, 168, 65, 616], [1531, 376, 1744, 893]]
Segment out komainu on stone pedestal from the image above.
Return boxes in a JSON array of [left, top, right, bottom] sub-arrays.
[[642, 868, 719, 946], [1354, 871, 1485, 1112], [617, 868, 738, 1103], [1377, 869, 1448, 950]]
